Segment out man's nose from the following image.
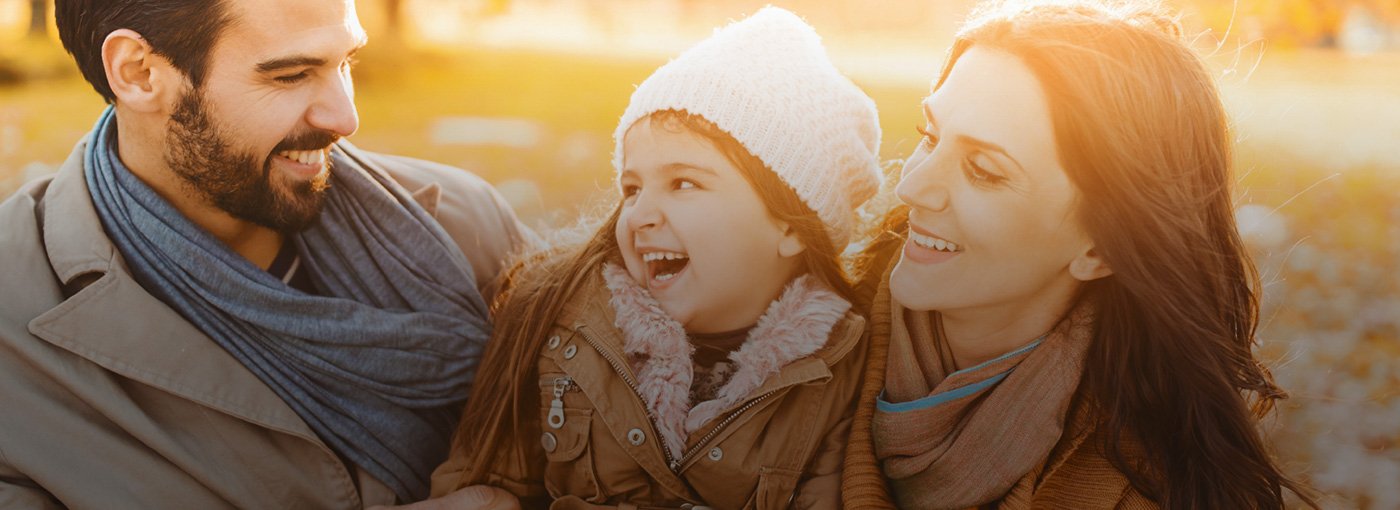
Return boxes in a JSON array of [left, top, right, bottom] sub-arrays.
[[306, 71, 359, 138]]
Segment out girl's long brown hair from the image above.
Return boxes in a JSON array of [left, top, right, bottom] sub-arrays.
[[858, 1, 1315, 508], [447, 109, 856, 490]]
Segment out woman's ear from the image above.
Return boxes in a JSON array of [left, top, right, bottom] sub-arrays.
[[102, 29, 180, 112], [1069, 246, 1113, 281], [776, 221, 807, 258]]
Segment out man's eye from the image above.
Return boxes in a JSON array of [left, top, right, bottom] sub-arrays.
[[275, 72, 309, 84]]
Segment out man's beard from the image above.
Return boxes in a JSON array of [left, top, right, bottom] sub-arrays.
[[165, 89, 338, 235]]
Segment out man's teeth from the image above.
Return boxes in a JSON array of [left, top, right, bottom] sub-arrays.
[[642, 252, 688, 262], [910, 231, 960, 252], [278, 149, 326, 166]]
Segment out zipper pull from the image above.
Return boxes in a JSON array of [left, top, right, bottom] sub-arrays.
[[547, 377, 572, 429]]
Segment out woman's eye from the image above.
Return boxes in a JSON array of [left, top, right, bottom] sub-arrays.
[[621, 184, 640, 198], [275, 72, 309, 84], [915, 124, 940, 150], [964, 154, 1005, 185]]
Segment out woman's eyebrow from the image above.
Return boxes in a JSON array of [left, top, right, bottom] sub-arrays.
[[926, 100, 1028, 178]]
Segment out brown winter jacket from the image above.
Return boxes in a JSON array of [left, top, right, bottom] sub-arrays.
[[432, 264, 869, 509]]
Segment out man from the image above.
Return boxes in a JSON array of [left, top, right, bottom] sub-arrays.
[[0, 0, 532, 507]]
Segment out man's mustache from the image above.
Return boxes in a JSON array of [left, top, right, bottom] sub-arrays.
[[272, 131, 340, 154]]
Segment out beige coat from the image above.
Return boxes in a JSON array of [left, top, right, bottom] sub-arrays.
[[0, 137, 531, 509], [432, 266, 868, 509]]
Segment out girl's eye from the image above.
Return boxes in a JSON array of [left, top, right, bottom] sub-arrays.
[[674, 179, 698, 190], [275, 72, 310, 84], [964, 153, 1006, 185], [915, 124, 940, 151], [621, 184, 640, 198]]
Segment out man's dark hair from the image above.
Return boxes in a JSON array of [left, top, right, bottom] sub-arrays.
[[55, 0, 234, 103]]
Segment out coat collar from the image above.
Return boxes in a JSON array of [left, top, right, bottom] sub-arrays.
[[596, 262, 860, 460], [27, 136, 445, 445], [28, 137, 321, 440]]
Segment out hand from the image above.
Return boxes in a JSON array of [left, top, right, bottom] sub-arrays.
[[367, 485, 522, 510]]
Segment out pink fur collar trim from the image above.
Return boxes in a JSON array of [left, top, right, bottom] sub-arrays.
[[600, 263, 851, 459]]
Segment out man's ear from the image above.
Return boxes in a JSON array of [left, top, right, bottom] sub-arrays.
[[102, 29, 181, 112], [777, 221, 807, 258], [1069, 246, 1113, 282]]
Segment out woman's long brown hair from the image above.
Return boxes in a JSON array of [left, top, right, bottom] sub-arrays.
[[857, 1, 1316, 508], [447, 109, 856, 490]]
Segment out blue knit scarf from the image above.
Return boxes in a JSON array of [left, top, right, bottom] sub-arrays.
[[84, 107, 490, 502]]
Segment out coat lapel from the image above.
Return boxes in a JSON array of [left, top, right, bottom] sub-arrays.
[[26, 140, 318, 441]]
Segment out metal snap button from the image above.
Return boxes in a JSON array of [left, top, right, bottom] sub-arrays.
[[547, 335, 561, 349], [626, 428, 646, 446], [541, 432, 558, 452], [563, 345, 578, 359], [708, 447, 723, 461]]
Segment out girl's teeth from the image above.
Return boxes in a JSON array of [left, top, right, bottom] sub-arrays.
[[655, 273, 677, 282], [642, 251, 688, 262]]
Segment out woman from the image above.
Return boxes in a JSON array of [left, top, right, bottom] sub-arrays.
[[841, 1, 1315, 509]]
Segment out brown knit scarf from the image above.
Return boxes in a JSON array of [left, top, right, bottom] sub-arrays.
[[844, 271, 1095, 510]]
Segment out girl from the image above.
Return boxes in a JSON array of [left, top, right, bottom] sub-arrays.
[[432, 7, 882, 509], [841, 1, 1316, 509]]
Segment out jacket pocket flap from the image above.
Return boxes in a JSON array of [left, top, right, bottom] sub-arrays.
[[543, 408, 593, 462]]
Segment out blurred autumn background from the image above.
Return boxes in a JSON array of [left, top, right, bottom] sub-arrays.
[[2, 0, 1398, 507]]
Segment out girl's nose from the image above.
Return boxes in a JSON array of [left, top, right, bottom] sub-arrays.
[[624, 190, 664, 232]]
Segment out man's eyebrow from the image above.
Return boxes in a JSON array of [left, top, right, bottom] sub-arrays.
[[256, 56, 325, 73], [255, 43, 366, 73]]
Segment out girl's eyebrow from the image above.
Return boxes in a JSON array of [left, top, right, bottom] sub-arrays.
[[660, 163, 718, 177], [619, 163, 718, 179]]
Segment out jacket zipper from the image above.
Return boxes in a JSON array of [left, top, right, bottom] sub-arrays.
[[573, 325, 682, 471], [675, 389, 779, 469]]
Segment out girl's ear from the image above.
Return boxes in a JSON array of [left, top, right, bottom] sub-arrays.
[[1069, 246, 1113, 281], [777, 221, 806, 258]]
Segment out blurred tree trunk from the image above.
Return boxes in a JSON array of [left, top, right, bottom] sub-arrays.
[[29, 0, 49, 37], [385, 0, 403, 33]]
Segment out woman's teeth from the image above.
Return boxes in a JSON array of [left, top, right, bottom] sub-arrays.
[[910, 231, 961, 252], [278, 149, 326, 166]]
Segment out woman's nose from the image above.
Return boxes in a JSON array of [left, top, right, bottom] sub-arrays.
[[896, 154, 951, 212]]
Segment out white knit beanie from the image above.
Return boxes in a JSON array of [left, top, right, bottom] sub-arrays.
[[612, 6, 882, 247]]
